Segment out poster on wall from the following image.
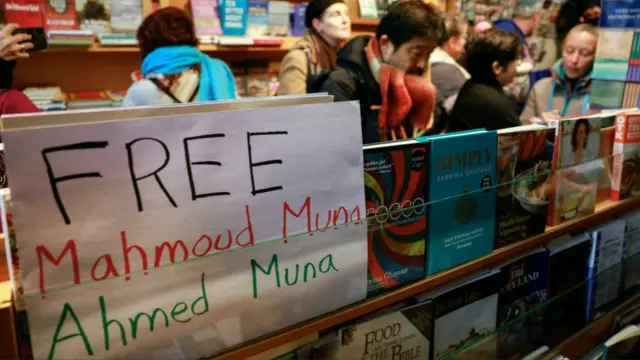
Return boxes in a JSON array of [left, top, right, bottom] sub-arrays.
[[2, 99, 369, 359]]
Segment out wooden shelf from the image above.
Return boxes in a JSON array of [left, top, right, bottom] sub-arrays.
[[212, 197, 640, 360]]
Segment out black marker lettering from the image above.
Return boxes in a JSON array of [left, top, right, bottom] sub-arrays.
[[183, 133, 229, 200], [126, 138, 176, 212], [247, 131, 288, 196], [42, 141, 109, 225]]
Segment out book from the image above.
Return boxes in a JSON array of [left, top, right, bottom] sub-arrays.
[[586, 219, 627, 321], [220, 0, 247, 36], [339, 301, 430, 360], [496, 249, 549, 359], [42, 0, 78, 32], [495, 126, 553, 249], [544, 234, 592, 347], [428, 270, 501, 360], [611, 111, 640, 200], [109, 0, 142, 33], [191, 0, 223, 36], [267, 1, 289, 36], [246, 0, 268, 36], [3, 0, 44, 28], [547, 116, 603, 226], [76, 0, 110, 34], [291, 3, 306, 37], [426, 131, 497, 275], [363, 141, 428, 297], [623, 210, 640, 292], [591, 80, 626, 110], [358, 0, 378, 19]]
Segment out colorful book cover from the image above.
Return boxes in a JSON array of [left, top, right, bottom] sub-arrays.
[[622, 83, 640, 108], [623, 210, 640, 291], [544, 234, 592, 347], [427, 131, 497, 275], [109, 0, 142, 33], [547, 116, 602, 226], [75, 0, 110, 34], [432, 270, 500, 360], [363, 142, 427, 297], [340, 301, 431, 360], [191, 0, 222, 36], [495, 127, 553, 249], [42, 0, 78, 32], [266, 0, 288, 36], [596, 28, 634, 60], [600, 0, 640, 28], [594, 58, 630, 81], [220, 0, 247, 36], [611, 111, 640, 200], [590, 80, 626, 110], [496, 249, 548, 360], [291, 3, 306, 37], [3, 0, 43, 28], [597, 124, 616, 203], [358, 0, 378, 19], [586, 219, 626, 321], [246, 0, 267, 36]]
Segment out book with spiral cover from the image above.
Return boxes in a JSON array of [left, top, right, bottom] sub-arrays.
[[426, 131, 497, 275], [363, 140, 428, 297]]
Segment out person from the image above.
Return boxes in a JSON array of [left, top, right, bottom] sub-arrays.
[[319, 1, 444, 144], [556, 0, 600, 45], [0, 23, 40, 116], [123, 7, 236, 107], [520, 24, 597, 124], [276, 0, 351, 95], [562, 118, 596, 165], [429, 13, 470, 133], [447, 28, 522, 132]]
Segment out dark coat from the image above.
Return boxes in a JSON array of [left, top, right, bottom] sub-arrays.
[[447, 78, 521, 133]]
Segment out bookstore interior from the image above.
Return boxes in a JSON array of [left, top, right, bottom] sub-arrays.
[[2, 0, 640, 359]]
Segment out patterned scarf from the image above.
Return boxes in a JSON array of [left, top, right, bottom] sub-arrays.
[[365, 37, 436, 141]]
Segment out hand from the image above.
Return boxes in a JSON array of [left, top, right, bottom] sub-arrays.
[[0, 24, 33, 61], [540, 110, 561, 124]]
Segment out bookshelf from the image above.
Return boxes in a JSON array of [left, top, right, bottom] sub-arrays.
[[211, 197, 640, 360]]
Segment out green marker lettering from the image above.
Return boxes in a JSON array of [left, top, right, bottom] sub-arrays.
[[319, 254, 338, 273], [285, 264, 299, 286], [128, 308, 169, 340], [100, 296, 127, 350], [191, 272, 209, 315], [303, 262, 317, 281], [251, 254, 280, 298], [49, 302, 93, 360]]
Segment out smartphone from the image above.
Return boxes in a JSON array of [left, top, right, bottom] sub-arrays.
[[13, 27, 48, 53]]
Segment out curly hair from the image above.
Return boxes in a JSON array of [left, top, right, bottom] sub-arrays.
[[137, 7, 198, 59]]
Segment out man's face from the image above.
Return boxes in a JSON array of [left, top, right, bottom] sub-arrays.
[[379, 35, 438, 76], [562, 30, 597, 79]]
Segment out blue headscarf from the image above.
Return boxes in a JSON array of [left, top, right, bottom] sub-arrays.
[[141, 45, 236, 102]]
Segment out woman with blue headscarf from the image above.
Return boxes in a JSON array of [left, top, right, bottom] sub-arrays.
[[123, 7, 236, 107]]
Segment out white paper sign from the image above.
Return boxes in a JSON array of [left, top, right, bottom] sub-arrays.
[[2, 101, 368, 359]]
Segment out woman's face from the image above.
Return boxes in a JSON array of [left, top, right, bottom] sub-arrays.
[[315, 3, 351, 43], [576, 123, 588, 147], [562, 30, 597, 79]]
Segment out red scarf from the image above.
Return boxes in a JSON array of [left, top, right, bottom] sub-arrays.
[[365, 37, 436, 141]]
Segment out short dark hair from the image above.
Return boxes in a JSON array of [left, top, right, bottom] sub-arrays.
[[376, 1, 445, 48], [137, 7, 198, 59], [571, 118, 591, 151], [465, 28, 521, 80]]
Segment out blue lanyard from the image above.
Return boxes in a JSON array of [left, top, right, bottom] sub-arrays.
[[546, 81, 590, 116]]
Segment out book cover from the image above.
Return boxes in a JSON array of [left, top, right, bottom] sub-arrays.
[[623, 210, 640, 291], [496, 249, 549, 359], [191, 0, 222, 36], [427, 131, 497, 275], [586, 219, 627, 321], [291, 3, 306, 37], [600, 0, 640, 28], [246, 0, 267, 36], [76, 0, 110, 34], [432, 270, 500, 360], [598, 125, 616, 202], [220, 0, 247, 36], [42, 0, 78, 32], [544, 234, 592, 347], [358, 0, 378, 19], [547, 116, 602, 226], [623, 84, 640, 108], [590, 80, 626, 110], [109, 0, 141, 33], [340, 301, 431, 360], [3, 0, 43, 28], [363, 142, 427, 297], [495, 127, 553, 249], [611, 111, 640, 201], [596, 28, 634, 60], [267, 0, 289, 36], [594, 58, 630, 81]]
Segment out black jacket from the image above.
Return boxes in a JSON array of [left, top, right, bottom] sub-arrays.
[[318, 35, 382, 144], [446, 78, 521, 133], [430, 62, 468, 134]]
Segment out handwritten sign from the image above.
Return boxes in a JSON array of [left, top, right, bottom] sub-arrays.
[[2, 100, 367, 359]]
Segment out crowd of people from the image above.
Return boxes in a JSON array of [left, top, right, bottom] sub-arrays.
[[0, 0, 603, 144]]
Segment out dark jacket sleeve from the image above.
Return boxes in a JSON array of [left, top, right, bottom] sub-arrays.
[[318, 67, 358, 102], [431, 63, 468, 133]]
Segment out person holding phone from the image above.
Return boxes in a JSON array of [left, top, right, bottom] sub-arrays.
[[0, 23, 39, 116]]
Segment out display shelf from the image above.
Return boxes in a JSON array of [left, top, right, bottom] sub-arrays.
[[545, 294, 640, 359], [212, 197, 640, 360]]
